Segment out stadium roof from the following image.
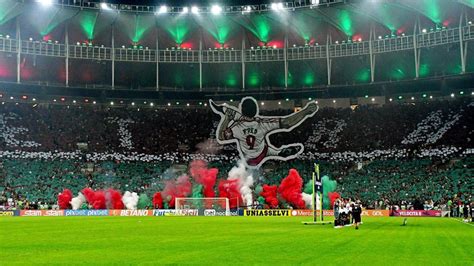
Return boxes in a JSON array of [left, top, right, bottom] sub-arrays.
[[0, 0, 472, 92]]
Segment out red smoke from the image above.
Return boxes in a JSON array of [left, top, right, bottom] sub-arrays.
[[217, 179, 242, 209], [162, 175, 192, 208], [58, 189, 73, 209], [189, 160, 217, 197], [260, 185, 279, 208], [92, 191, 106, 209], [106, 189, 124, 209], [82, 188, 95, 205], [328, 192, 341, 209], [82, 188, 106, 209], [278, 169, 305, 209], [152, 192, 163, 209]]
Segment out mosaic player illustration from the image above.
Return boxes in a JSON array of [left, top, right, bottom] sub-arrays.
[[210, 97, 319, 168]]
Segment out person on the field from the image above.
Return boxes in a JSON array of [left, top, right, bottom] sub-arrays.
[[210, 97, 318, 167], [352, 201, 362, 229], [334, 199, 341, 221], [463, 203, 469, 222]]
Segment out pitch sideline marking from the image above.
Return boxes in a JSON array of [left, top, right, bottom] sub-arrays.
[[450, 218, 474, 227]]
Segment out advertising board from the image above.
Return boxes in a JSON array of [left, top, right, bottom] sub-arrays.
[[243, 209, 291, 216]]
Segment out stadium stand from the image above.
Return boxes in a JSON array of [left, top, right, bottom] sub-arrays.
[[0, 98, 472, 210]]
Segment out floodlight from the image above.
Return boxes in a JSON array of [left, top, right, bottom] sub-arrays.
[[158, 5, 168, 14], [182, 7, 189, 13], [37, 0, 53, 7], [100, 3, 110, 10], [211, 5, 222, 14], [271, 3, 284, 10], [191, 6, 199, 14]]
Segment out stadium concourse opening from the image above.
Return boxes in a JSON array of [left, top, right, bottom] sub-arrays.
[[0, 0, 473, 264]]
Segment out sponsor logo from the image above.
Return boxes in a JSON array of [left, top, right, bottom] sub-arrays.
[[21, 210, 43, 216], [244, 209, 291, 217], [291, 210, 313, 216], [202, 209, 239, 216], [176, 209, 199, 216], [21, 210, 65, 217], [44, 210, 64, 216], [64, 210, 109, 216], [204, 209, 216, 216], [0, 211, 15, 216], [115, 210, 151, 216], [361, 210, 389, 217], [153, 209, 177, 216], [289, 209, 390, 217], [391, 210, 441, 217], [291, 210, 335, 216]]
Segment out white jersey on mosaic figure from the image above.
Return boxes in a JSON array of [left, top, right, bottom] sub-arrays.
[[210, 97, 319, 168]]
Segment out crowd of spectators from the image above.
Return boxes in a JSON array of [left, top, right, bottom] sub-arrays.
[[0, 98, 472, 209]]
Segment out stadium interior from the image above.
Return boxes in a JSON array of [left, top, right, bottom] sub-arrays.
[[0, 0, 473, 264]]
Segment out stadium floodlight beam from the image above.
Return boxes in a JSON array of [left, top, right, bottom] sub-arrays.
[[37, 0, 53, 7], [211, 5, 222, 15], [158, 5, 168, 14], [271, 2, 284, 10], [191, 6, 199, 14], [100, 2, 110, 10], [182, 7, 189, 13]]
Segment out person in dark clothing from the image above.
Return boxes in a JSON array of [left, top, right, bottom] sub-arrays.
[[463, 203, 469, 221], [352, 201, 362, 230]]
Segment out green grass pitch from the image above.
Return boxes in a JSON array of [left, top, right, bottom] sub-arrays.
[[1, 216, 473, 265]]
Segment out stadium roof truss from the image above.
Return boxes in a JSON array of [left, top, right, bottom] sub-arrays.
[[0, 0, 472, 89]]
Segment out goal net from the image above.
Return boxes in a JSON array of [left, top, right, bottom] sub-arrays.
[[175, 197, 230, 216]]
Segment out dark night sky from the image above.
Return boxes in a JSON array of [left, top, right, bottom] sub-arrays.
[[101, 0, 273, 6]]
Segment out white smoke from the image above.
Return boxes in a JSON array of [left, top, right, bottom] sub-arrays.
[[122, 191, 139, 210], [228, 161, 254, 209], [302, 192, 321, 210], [70, 192, 86, 210]]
